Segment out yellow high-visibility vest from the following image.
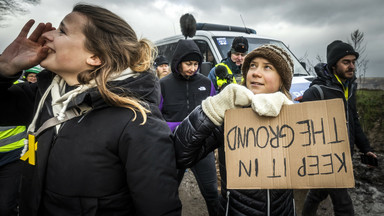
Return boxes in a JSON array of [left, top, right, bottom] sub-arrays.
[[0, 126, 26, 152]]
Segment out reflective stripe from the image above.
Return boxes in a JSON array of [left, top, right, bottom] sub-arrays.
[[0, 126, 27, 151], [0, 138, 25, 152], [0, 126, 26, 139], [0, 130, 26, 148], [0, 126, 18, 131]]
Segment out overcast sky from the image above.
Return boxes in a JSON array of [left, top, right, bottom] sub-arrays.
[[1, 0, 383, 77]]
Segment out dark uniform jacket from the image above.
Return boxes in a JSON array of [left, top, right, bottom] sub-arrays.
[[160, 40, 215, 131], [173, 106, 295, 216], [0, 70, 182, 216], [302, 63, 373, 154]]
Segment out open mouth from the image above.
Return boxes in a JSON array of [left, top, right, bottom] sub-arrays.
[[251, 81, 264, 86]]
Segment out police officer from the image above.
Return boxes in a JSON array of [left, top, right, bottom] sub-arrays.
[[208, 36, 248, 92]]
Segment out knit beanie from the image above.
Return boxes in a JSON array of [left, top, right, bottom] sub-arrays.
[[327, 40, 359, 68], [181, 52, 202, 63], [25, 66, 42, 74], [154, 55, 169, 67], [242, 44, 294, 94], [24, 66, 42, 79], [231, 36, 249, 54]]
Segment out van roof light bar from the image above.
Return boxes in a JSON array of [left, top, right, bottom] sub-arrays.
[[196, 23, 256, 34]]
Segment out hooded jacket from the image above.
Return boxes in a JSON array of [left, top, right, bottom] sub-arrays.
[[302, 63, 372, 154], [159, 39, 215, 131], [0, 70, 181, 216], [173, 106, 295, 216]]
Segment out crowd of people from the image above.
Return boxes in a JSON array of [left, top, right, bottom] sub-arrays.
[[0, 3, 377, 216]]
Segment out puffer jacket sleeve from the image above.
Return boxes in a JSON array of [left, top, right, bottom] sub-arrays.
[[118, 111, 182, 216], [0, 73, 36, 126], [173, 105, 222, 169]]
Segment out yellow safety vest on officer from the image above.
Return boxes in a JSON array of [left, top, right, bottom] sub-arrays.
[[0, 126, 26, 154]]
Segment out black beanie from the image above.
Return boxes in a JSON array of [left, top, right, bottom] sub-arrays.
[[327, 40, 359, 68], [231, 36, 249, 53], [181, 53, 201, 63], [154, 55, 169, 67]]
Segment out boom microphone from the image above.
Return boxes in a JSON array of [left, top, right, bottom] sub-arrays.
[[180, 13, 196, 39], [216, 65, 228, 80]]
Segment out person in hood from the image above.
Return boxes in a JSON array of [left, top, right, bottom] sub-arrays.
[[208, 36, 249, 93], [0, 3, 181, 216], [173, 44, 296, 216], [159, 39, 219, 216], [301, 40, 377, 216]]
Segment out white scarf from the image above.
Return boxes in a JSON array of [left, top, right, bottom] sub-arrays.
[[21, 68, 138, 156]]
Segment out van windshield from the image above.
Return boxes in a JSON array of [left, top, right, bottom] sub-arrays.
[[213, 37, 309, 76]]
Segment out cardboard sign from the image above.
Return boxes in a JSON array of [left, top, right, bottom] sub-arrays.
[[224, 98, 354, 189]]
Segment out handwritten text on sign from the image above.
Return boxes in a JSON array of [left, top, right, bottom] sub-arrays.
[[224, 99, 354, 189]]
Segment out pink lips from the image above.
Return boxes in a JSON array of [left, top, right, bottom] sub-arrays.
[[251, 81, 264, 86]]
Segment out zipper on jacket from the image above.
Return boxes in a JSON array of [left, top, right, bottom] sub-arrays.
[[267, 189, 270, 216], [186, 81, 190, 111], [51, 134, 58, 147], [225, 190, 230, 216]]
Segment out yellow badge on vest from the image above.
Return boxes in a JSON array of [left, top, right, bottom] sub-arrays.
[[20, 134, 38, 165]]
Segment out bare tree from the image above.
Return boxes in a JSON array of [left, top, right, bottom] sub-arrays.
[[298, 51, 323, 76], [315, 54, 323, 63], [0, 0, 40, 26], [348, 29, 369, 86]]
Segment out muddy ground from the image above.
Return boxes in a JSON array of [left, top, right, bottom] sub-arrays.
[[179, 152, 384, 216]]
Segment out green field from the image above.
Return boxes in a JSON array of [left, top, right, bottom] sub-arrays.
[[356, 89, 384, 132]]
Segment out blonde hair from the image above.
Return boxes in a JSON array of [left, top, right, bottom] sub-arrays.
[[73, 4, 157, 124]]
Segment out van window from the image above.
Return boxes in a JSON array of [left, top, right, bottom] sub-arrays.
[[157, 42, 178, 65], [213, 36, 309, 76], [157, 40, 217, 66], [194, 40, 217, 66]]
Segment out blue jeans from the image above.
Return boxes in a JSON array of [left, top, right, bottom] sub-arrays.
[[302, 188, 354, 216], [0, 160, 22, 216], [178, 152, 218, 216]]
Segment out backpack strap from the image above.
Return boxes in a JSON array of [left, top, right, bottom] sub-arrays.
[[312, 84, 324, 100], [33, 104, 92, 138]]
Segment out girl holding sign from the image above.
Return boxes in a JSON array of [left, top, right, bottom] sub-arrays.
[[0, 4, 181, 216], [174, 44, 296, 215]]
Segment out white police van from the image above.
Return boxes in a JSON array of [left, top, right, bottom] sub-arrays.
[[155, 23, 314, 101]]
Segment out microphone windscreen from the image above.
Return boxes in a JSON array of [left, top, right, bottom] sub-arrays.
[[216, 65, 228, 79]]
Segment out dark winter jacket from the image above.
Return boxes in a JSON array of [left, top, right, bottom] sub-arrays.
[[302, 63, 373, 154], [0, 70, 182, 216], [160, 40, 215, 131], [173, 106, 295, 216]]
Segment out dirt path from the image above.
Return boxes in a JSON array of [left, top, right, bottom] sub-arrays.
[[179, 169, 208, 216]]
